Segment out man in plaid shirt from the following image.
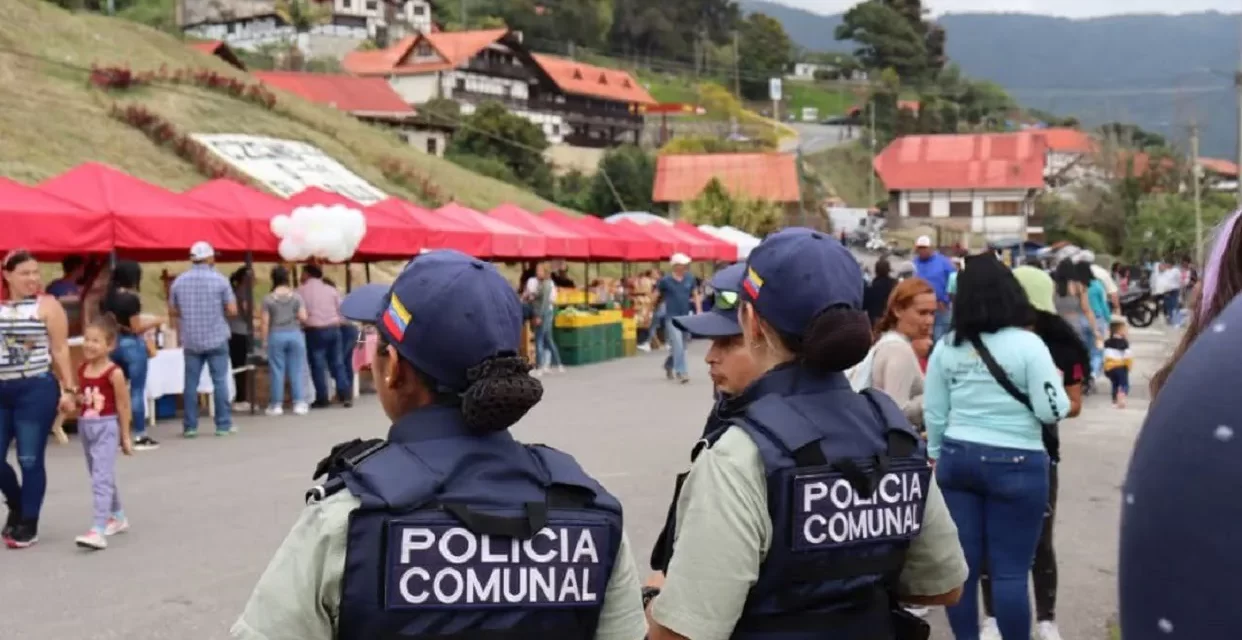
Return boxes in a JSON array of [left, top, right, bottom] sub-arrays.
[[169, 242, 239, 437]]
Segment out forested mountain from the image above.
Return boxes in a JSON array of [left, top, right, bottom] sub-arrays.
[[740, 0, 1241, 157]]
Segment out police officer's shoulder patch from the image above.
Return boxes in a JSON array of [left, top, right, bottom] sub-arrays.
[[791, 458, 931, 551], [306, 438, 389, 505], [382, 517, 612, 610]]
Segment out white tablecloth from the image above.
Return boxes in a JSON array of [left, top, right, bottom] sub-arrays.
[[144, 348, 235, 404]]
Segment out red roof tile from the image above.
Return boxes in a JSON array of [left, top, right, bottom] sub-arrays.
[[653, 153, 801, 203], [252, 71, 414, 117], [1035, 127, 1095, 153], [874, 132, 1048, 191], [344, 29, 508, 76], [1199, 157, 1239, 178], [530, 54, 655, 105]]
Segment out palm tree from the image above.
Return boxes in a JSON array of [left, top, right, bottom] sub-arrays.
[[273, 0, 333, 68]]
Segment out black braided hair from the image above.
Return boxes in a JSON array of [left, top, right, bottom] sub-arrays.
[[460, 355, 544, 434]]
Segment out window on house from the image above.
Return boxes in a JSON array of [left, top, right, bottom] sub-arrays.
[[342, 0, 353, 8], [414, 42, 433, 58], [985, 200, 1020, 216], [949, 201, 971, 217], [455, 78, 465, 91], [426, 137, 438, 155], [413, 4, 426, 15], [907, 202, 930, 217], [365, 0, 377, 10], [598, 73, 608, 84]]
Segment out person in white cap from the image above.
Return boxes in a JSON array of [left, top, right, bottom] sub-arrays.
[[655, 253, 701, 383], [912, 235, 956, 342], [169, 241, 239, 438]]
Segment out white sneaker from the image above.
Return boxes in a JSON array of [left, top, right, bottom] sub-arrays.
[[637, 343, 652, 352], [233, 401, 253, 413], [104, 516, 129, 536], [265, 406, 284, 417], [292, 403, 310, 416], [556, 365, 566, 373], [74, 529, 107, 550], [1037, 620, 1064, 640], [980, 617, 1001, 640], [530, 368, 543, 378], [903, 605, 929, 618]]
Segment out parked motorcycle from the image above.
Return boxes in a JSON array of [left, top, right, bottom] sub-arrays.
[[1120, 286, 1158, 328]]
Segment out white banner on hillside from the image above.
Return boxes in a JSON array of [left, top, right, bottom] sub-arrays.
[[192, 134, 386, 205]]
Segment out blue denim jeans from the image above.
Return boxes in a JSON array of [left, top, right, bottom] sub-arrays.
[[0, 374, 59, 518], [305, 327, 351, 402], [110, 333, 148, 437], [663, 317, 688, 376], [937, 438, 1049, 640], [1089, 318, 1107, 379], [183, 345, 232, 433], [933, 306, 952, 342], [267, 330, 308, 406], [339, 324, 359, 375], [535, 311, 561, 369]]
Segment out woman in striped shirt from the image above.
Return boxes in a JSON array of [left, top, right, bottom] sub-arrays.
[[0, 250, 77, 548]]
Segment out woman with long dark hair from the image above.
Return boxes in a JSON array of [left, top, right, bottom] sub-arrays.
[[0, 250, 77, 548], [1052, 260, 1101, 359], [103, 260, 162, 451], [924, 252, 1070, 640]]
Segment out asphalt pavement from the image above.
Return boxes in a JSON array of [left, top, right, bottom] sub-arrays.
[[1, 327, 1172, 640], [782, 122, 858, 154]]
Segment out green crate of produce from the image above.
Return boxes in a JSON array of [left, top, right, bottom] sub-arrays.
[[554, 326, 601, 350]]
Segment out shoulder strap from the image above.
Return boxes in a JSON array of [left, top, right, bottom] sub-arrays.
[[967, 335, 1034, 412], [739, 395, 829, 468]]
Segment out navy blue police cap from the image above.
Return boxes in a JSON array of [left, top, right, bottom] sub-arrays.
[[1120, 292, 1242, 639], [673, 262, 746, 338], [738, 227, 863, 337], [339, 250, 523, 393]]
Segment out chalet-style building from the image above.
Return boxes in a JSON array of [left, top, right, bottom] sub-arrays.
[[874, 132, 1047, 243], [343, 29, 655, 147], [653, 153, 802, 222]]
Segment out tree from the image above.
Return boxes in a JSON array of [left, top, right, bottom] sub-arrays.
[[835, 0, 942, 83], [585, 145, 656, 216], [447, 101, 554, 197], [1099, 122, 1168, 150], [274, 0, 332, 65], [681, 178, 784, 237], [737, 13, 793, 101], [607, 0, 738, 66]]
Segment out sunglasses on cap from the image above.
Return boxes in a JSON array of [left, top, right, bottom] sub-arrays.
[[715, 290, 739, 310]]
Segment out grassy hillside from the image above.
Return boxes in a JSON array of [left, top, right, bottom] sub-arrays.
[[804, 142, 881, 208], [0, 0, 559, 214]]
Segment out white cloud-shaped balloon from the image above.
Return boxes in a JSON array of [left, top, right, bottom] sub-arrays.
[[270, 204, 367, 263]]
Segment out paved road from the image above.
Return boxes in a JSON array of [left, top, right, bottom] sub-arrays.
[[2, 329, 1170, 639], [781, 122, 859, 155]]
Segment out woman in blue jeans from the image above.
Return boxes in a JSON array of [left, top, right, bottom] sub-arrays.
[[1, 250, 78, 548], [103, 260, 162, 451], [261, 266, 309, 416], [924, 253, 1070, 640]]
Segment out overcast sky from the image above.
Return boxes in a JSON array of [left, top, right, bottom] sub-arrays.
[[768, 0, 1241, 19]]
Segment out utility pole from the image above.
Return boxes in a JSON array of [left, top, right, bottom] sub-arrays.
[[868, 100, 876, 206], [732, 30, 741, 99], [1191, 120, 1204, 266], [796, 148, 808, 227]]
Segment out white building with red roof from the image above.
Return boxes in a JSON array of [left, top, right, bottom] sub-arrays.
[[874, 132, 1048, 242]]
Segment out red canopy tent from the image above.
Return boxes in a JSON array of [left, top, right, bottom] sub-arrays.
[[619, 220, 714, 261], [434, 203, 545, 259], [611, 220, 685, 259], [183, 179, 290, 258], [539, 210, 633, 261], [368, 198, 492, 257], [490, 204, 589, 260], [0, 177, 111, 255], [39, 163, 250, 260], [674, 221, 738, 262], [568, 214, 666, 261], [286, 187, 426, 260]]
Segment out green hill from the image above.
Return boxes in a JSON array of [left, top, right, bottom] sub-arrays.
[[0, 0, 559, 213]]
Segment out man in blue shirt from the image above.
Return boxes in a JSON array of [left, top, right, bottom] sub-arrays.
[[914, 235, 956, 341], [44, 256, 84, 301], [169, 242, 238, 437], [656, 253, 701, 384]]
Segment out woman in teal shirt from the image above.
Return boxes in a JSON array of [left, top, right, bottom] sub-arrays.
[[924, 253, 1070, 640], [1080, 262, 1111, 380]]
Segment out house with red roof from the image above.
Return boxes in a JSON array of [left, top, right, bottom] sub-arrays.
[[344, 28, 654, 147], [653, 153, 801, 221], [873, 132, 1048, 242], [180, 1, 434, 55], [252, 70, 452, 155]]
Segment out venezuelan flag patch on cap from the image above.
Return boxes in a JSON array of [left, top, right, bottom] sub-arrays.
[[382, 295, 412, 340], [743, 267, 764, 299]]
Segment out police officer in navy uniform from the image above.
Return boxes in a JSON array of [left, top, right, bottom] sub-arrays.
[[642, 229, 967, 640], [232, 250, 647, 640]]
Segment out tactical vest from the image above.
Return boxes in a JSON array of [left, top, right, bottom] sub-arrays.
[[662, 372, 931, 639], [324, 407, 625, 640]]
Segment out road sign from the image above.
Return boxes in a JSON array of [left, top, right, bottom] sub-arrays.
[[769, 78, 782, 101]]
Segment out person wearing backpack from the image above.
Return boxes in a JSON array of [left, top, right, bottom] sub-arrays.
[[923, 252, 1070, 640]]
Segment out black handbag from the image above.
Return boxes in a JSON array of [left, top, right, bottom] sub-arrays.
[[967, 335, 1063, 463]]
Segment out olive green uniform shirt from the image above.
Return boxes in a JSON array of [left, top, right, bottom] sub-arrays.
[[231, 492, 648, 640], [651, 426, 968, 640]]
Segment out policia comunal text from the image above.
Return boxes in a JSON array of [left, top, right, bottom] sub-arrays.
[[230, 250, 647, 640], [644, 228, 968, 640]]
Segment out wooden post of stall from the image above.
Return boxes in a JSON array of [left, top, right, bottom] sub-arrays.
[[245, 251, 256, 415]]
